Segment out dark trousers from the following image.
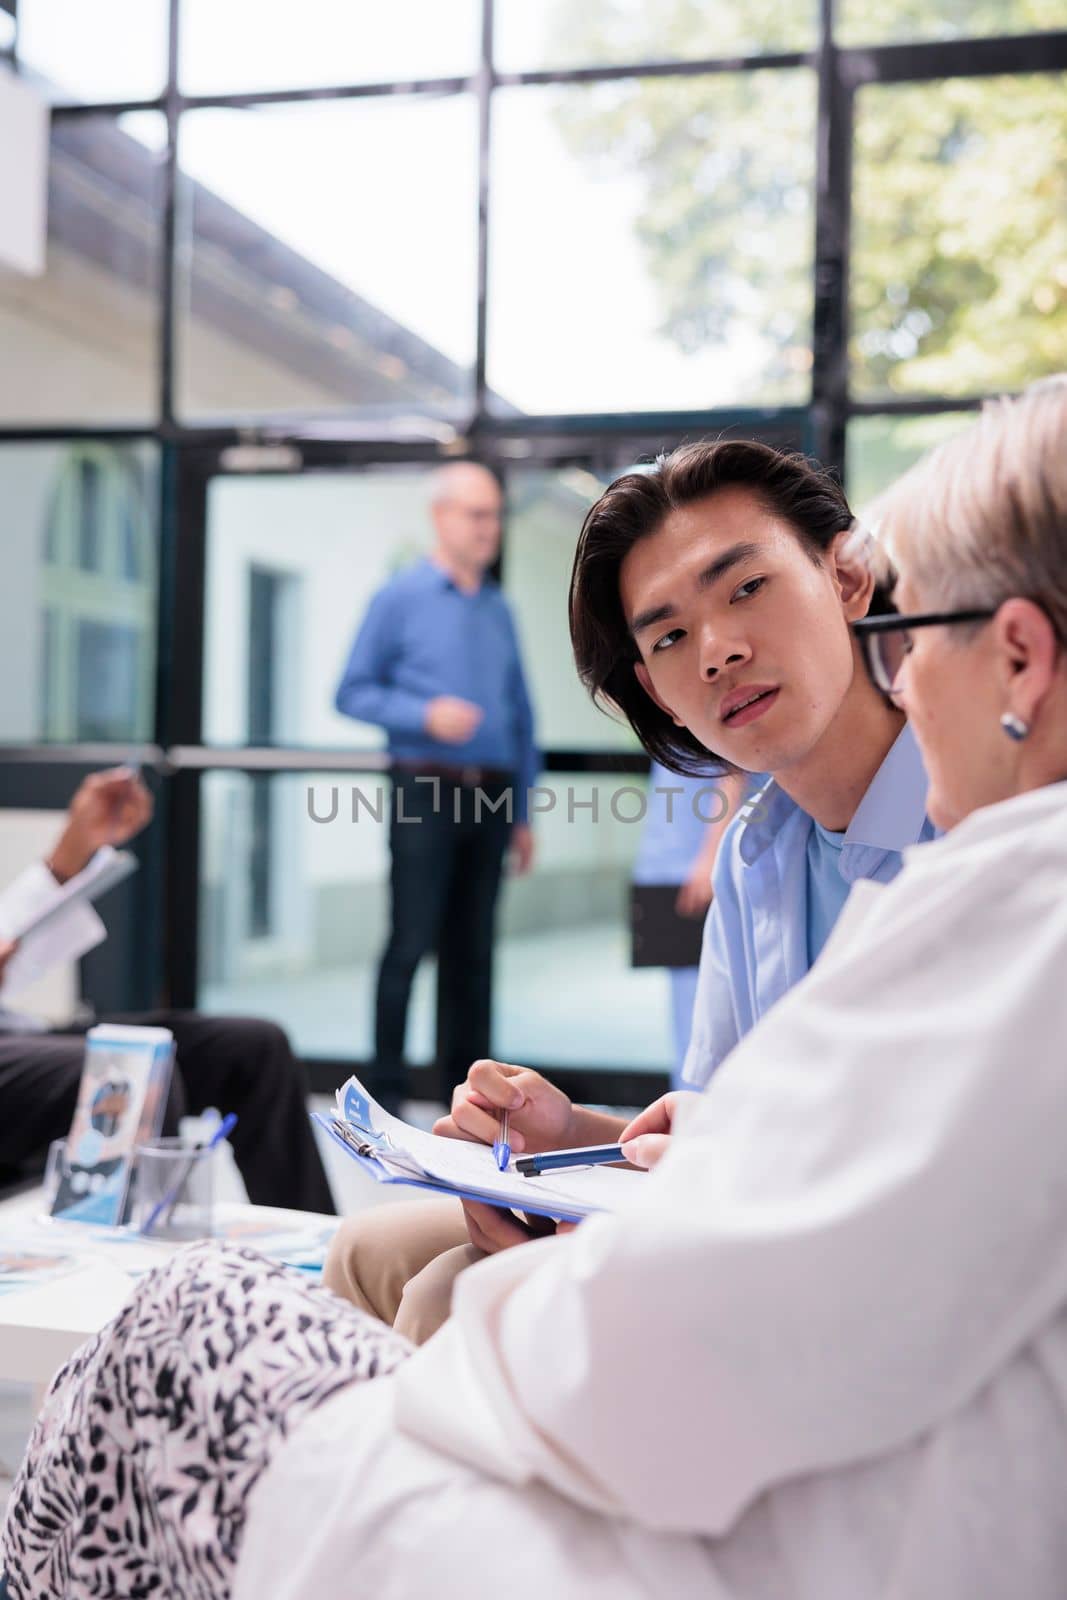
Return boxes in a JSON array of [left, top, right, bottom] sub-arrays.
[[0, 1010, 335, 1214], [375, 774, 513, 1101]]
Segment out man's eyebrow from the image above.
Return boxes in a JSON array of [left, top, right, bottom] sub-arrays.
[[697, 541, 764, 593], [628, 541, 764, 638], [629, 600, 675, 638]]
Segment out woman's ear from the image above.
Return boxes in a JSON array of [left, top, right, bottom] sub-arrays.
[[829, 530, 878, 621], [994, 598, 1061, 721], [634, 661, 686, 728]]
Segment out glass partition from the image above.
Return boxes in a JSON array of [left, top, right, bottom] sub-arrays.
[[176, 97, 478, 422], [502, 466, 640, 752], [0, 440, 160, 744], [846, 411, 975, 515], [202, 466, 443, 749], [0, 115, 165, 425], [495, 0, 816, 73], [851, 73, 1067, 400], [197, 768, 673, 1073], [16, 0, 167, 103], [180, 0, 479, 94], [837, 0, 1064, 46], [487, 72, 816, 415]]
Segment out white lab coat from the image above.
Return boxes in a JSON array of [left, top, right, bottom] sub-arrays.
[[236, 781, 1067, 1600]]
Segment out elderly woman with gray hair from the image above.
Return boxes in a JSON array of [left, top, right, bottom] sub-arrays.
[[5, 378, 1067, 1600]]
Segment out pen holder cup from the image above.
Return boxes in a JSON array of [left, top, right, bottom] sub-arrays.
[[133, 1137, 216, 1241], [42, 1138, 72, 1214]]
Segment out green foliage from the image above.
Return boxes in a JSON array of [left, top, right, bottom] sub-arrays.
[[852, 73, 1067, 396], [544, 0, 1067, 401]]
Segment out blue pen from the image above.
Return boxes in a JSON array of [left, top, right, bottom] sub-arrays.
[[140, 1112, 238, 1237], [492, 1108, 511, 1172], [515, 1144, 625, 1177]]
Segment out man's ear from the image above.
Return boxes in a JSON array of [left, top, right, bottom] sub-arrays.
[[829, 530, 877, 621], [634, 661, 686, 728]]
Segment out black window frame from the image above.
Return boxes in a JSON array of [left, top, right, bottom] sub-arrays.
[[1, 0, 1065, 1101]]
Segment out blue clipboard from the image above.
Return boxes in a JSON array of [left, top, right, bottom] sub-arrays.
[[313, 1113, 586, 1224]]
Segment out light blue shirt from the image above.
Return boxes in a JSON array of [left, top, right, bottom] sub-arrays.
[[683, 723, 935, 1088], [335, 559, 539, 822], [806, 820, 850, 965]]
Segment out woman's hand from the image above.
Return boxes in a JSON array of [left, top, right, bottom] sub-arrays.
[[619, 1090, 688, 1170], [433, 1059, 582, 1155]]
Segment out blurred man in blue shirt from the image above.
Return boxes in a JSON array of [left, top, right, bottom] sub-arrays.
[[336, 464, 538, 1103]]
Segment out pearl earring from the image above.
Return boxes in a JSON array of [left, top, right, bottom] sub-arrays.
[[1000, 712, 1030, 742]]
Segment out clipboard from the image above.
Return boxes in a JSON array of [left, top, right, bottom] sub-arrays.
[[630, 883, 705, 968]]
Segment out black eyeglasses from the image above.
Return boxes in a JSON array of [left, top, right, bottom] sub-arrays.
[[851, 608, 995, 696]]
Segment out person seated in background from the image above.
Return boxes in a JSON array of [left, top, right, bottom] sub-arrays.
[[0, 767, 335, 1215], [5, 377, 1067, 1600], [323, 436, 934, 1340]]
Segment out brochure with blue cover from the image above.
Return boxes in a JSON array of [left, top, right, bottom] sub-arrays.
[[50, 1024, 174, 1227]]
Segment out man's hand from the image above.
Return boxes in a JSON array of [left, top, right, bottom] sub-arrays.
[[509, 822, 534, 877], [461, 1200, 557, 1256], [434, 1059, 583, 1156], [618, 1090, 687, 1170], [0, 938, 17, 990], [48, 768, 153, 885], [675, 863, 713, 918], [424, 696, 484, 745]]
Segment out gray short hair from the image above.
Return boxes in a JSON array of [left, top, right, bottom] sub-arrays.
[[871, 376, 1067, 641]]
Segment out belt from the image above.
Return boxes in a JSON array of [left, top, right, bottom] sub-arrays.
[[392, 761, 515, 788]]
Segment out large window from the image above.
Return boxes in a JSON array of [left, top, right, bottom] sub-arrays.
[[2, 1, 1063, 1089], [488, 72, 816, 414], [0, 115, 165, 425], [851, 73, 1067, 400], [179, 0, 480, 95], [176, 98, 479, 422], [16, 0, 167, 103]]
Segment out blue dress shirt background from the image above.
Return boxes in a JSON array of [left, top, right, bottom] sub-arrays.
[[336, 516, 539, 1102]]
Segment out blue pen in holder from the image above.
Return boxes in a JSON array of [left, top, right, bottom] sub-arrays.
[[134, 1136, 218, 1240]]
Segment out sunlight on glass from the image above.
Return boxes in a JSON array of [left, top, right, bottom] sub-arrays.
[[488, 74, 815, 415], [181, 0, 478, 94], [851, 74, 1067, 398], [495, 0, 816, 73], [846, 412, 975, 517], [176, 98, 478, 422], [17, 0, 166, 103], [0, 114, 165, 424], [503, 468, 641, 750], [837, 0, 1065, 46], [202, 469, 439, 749]]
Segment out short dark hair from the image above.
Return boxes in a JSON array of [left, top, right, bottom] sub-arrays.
[[568, 438, 886, 776]]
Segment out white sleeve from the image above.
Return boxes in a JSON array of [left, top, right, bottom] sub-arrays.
[[393, 804, 1067, 1537], [0, 863, 106, 999]]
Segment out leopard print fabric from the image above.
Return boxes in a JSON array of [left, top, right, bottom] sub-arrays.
[[1, 1242, 413, 1600]]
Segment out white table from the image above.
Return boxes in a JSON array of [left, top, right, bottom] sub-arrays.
[[0, 1191, 339, 1391]]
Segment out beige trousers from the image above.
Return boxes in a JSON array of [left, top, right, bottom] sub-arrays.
[[322, 1198, 484, 1345]]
